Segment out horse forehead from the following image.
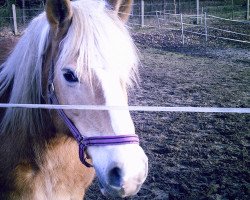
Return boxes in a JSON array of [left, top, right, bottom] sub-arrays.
[[56, 10, 136, 68]]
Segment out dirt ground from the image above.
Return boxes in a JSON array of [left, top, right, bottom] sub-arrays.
[[85, 31, 250, 200], [0, 27, 249, 199]]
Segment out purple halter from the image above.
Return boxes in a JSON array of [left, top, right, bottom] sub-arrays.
[[47, 61, 139, 167]]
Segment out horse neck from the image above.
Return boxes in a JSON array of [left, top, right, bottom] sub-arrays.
[[0, 22, 76, 197], [0, 39, 58, 186]]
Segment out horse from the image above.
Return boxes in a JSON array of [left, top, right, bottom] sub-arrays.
[[0, 0, 148, 199]]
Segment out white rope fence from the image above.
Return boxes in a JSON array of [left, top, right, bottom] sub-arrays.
[[0, 103, 249, 114], [208, 14, 250, 24], [128, 10, 250, 45]]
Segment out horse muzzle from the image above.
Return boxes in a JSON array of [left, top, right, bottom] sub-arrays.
[[99, 161, 148, 197], [88, 144, 148, 198]]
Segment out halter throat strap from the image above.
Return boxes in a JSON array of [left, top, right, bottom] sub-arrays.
[[47, 61, 139, 167]]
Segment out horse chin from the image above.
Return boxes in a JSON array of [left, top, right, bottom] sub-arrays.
[[97, 175, 142, 198]]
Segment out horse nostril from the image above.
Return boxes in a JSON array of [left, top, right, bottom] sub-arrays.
[[108, 167, 123, 187]]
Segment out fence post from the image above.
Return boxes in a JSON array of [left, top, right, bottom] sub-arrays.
[[247, 0, 249, 20], [141, 0, 144, 27], [231, 0, 234, 20], [196, 0, 199, 24], [156, 11, 160, 28], [180, 13, 184, 45], [174, 0, 177, 14], [204, 12, 208, 42], [12, 4, 18, 35], [201, 7, 203, 24]]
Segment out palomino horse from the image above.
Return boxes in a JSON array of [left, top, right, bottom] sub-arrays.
[[0, 0, 148, 199]]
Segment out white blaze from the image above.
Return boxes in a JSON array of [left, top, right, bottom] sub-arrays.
[[95, 68, 135, 135]]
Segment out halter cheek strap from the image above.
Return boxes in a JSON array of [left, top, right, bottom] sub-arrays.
[[47, 61, 139, 167]]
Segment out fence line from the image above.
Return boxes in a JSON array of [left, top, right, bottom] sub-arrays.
[[1, 5, 249, 45], [208, 14, 250, 24], [207, 26, 250, 37], [184, 30, 250, 44], [0, 103, 249, 114], [129, 10, 250, 45]]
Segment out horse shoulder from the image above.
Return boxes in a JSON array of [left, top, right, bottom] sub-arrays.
[[11, 135, 95, 200]]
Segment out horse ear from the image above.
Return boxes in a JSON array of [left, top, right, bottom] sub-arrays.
[[108, 0, 133, 22], [46, 0, 73, 37]]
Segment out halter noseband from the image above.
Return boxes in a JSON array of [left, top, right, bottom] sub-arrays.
[[47, 61, 139, 167]]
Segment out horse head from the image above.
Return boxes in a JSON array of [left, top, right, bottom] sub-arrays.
[[44, 0, 148, 197]]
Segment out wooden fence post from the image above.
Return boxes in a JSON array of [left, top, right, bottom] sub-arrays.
[[141, 0, 144, 27], [180, 13, 184, 45], [196, 0, 199, 24], [204, 12, 208, 42], [174, 0, 177, 14], [156, 11, 160, 28], [12, 4, 18, 35], [201, 7, 203, 24], [247, 0, 249, 20]]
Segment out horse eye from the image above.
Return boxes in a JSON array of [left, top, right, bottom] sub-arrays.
[[63, 71, 79, 83]]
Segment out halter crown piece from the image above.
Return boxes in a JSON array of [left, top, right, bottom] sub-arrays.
[[47, 61, 139, 167]]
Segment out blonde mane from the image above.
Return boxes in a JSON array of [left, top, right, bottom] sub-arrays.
[[0, 0, 138, 135], [0, 13, 50, 135]]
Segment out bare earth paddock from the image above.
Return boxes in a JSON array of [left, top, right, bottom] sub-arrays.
[[86, 29, 250, 200], [0, 27, 249, 199]]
